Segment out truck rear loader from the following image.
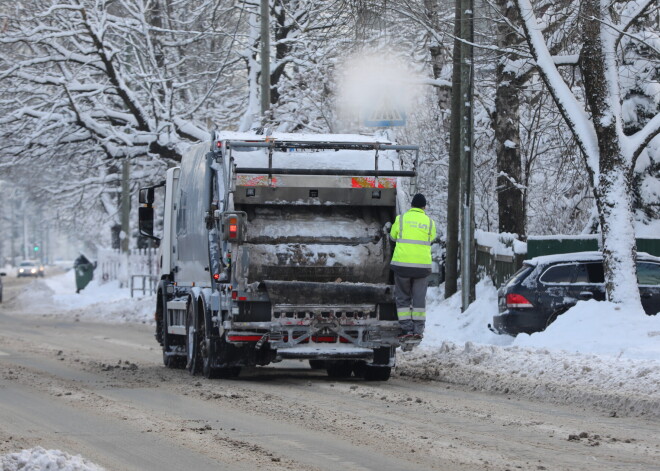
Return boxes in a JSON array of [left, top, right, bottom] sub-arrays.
[[139, 132, 421, 381]]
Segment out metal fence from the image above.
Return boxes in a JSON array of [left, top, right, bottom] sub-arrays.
[[97, 248, 159, 295]]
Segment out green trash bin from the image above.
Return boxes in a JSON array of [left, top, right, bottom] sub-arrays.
[[74, 255, 95, 293]]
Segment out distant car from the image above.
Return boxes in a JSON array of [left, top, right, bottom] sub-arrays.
[[0, 271, 5, 302], [17, 261, 45, 278], [490, 252, 660, 336]]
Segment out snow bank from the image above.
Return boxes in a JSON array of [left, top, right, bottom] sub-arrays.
[[403, 281, 660, 417], [1, 447, 104, 471], [513, 299, 660, 359], [8, 270, 154, 324]]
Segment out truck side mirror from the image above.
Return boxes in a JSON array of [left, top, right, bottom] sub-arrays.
[[139, 206, 159, 241]]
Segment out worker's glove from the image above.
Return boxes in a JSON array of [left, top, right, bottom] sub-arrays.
[[383, 222, 392, 232]]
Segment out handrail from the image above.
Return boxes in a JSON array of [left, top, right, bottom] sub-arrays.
[[234, 168, 416, 177], [226, 140, 419, 152]]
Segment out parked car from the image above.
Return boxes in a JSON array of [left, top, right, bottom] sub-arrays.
[[0, 271, 5, 302], [490, 251, 660, 336], [17, 261, 45, 278]]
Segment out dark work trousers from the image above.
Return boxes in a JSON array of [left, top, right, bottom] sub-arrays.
[[391, 265, 431, 335]]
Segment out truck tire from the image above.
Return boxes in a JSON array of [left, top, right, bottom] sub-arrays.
[[326, 361, 353, 378], [363, 366, 391, 381], [185, 302, 201, 375]]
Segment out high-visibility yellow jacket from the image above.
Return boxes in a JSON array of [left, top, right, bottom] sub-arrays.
[[390, 208, 436, 268]]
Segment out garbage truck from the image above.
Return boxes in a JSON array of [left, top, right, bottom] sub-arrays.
[[138, 131, 421, 381]]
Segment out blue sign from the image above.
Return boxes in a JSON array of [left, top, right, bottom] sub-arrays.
[[363, 107, 406, 127]]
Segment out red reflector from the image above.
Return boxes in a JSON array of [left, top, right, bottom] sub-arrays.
[[238, 296, 247, 301], [506, 293, 533, 308], [216, 141, 222, 148], [231, 291, 238, 300], [213, 273, 220, 281]]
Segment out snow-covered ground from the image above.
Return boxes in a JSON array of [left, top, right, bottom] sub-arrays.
[[2, 271, 659, 469], [6, 268, 155, 324], [6, 271, 660, 413]]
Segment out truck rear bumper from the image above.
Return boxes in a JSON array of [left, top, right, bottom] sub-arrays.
[[276, 344, 374, 361]]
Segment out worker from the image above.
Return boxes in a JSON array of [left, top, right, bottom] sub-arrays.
[[389, 193, 437, 340]]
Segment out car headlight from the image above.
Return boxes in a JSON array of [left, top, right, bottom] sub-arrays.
[[19, 269, 24, 273], [31, 268, 37, 273]]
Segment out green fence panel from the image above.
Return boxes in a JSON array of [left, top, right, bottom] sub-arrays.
[[637, 239, 660, 257], [527, 237, 599, 259]]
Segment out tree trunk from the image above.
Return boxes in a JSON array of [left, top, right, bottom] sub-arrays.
[[494, 0, 525, 238], [581, 0, 640, 306]]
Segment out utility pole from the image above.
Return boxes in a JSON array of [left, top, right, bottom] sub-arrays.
[[260, 0, 271, 119], [459, 0, 475, 311], [445, 0, 462, 299]]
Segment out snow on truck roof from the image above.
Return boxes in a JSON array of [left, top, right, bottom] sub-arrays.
[[524, 251, 660, 266], [215, 131, 396, 144], [215, 132, 411, 172]]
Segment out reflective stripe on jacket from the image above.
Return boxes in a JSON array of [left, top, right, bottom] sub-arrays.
[[390, 208, 436, 268]]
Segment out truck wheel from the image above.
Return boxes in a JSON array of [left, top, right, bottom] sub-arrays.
[[213, 366, 241, 379], [185, 302, 200, 375], [326, 361, 353, 378], [363, 366, 391, 381]]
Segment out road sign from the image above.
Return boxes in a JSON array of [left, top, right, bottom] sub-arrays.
[[363, 97, 406, 127]]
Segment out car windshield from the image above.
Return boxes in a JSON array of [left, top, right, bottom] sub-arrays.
[[19, 262, 35, 267]]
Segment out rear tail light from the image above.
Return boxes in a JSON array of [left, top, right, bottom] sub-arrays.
[[506, 293, 533, 308], [228, 217, 238, 240]]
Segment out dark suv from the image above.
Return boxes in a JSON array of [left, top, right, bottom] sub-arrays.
[[490, 252, 660, 336]]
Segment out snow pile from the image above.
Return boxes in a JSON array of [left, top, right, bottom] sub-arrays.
[[474, 230, 527, 256], [514, 299, 660, 359], [399, 341, 660, 417], [403, 281, 660, 417], [8, 270, 154, 324], [1, 447, 104, 471]]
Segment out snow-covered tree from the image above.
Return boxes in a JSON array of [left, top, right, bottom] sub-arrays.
[[513, 0, 660, 305]]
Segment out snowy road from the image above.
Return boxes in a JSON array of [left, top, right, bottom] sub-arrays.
[[1, 307, 658, 471]]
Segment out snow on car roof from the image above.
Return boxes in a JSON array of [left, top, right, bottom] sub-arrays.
[[525, 251, 660, 266]]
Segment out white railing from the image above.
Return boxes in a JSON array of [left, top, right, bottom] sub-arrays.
[[97, 248, 159, 294]]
